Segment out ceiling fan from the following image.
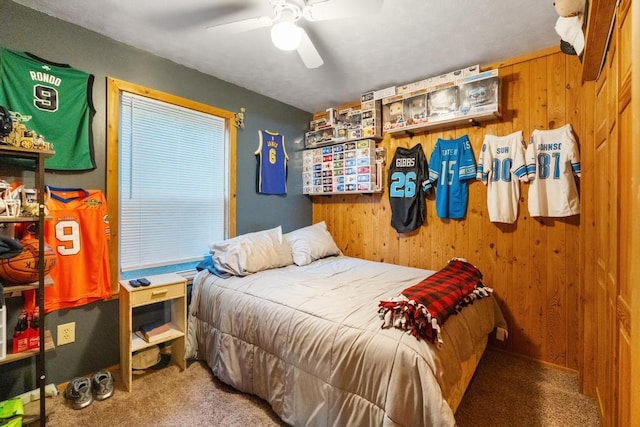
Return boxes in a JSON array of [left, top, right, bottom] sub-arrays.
[[206, 0, 383, 69]]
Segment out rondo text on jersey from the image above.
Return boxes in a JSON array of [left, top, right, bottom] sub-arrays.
[[29, 71, 62, 86]]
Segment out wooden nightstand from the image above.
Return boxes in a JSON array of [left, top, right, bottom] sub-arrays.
[[119, 273, 187, 392]]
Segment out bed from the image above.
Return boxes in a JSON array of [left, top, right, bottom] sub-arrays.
[[185, 223, 506, 426]]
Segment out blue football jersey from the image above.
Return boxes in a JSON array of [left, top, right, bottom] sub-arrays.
[[428, 135, 476, 219]]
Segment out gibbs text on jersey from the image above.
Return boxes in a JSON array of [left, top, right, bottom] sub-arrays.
[[525, 124, 581, 217], [255, 130, 288, 195], [388, 144, 431, 233], [0, 49, 95, 170], [428, 135, 476, 219], [476, 131, 529, 223]]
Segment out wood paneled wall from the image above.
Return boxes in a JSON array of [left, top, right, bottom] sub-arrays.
[[312, 47, 585, 370]]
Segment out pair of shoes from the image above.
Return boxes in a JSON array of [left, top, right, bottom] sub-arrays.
[[91, 370, 115, 401], [64, 377, 93, 410], [64, 371, 114, 409]]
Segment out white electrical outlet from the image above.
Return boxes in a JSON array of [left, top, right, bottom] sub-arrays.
[[57, 322, 75, 346]]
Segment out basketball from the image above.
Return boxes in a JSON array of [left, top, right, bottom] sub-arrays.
[[0, 238, 56, 284]]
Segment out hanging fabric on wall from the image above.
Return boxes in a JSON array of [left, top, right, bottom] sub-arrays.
[[0, 48, 96, 171], [255, 130, 288, 195], [428, 135, 476, 219], [388, 144, 431, 233], [44, 187, 111, 312], [476, 131, 529, 224], [525, 124, 581, 217], [24, 187, 111, 313]]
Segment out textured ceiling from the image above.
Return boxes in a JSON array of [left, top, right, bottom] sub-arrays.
[[14, 0, 561, 113]]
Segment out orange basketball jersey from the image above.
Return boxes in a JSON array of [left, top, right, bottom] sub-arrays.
[[43, 187, 111, 312]]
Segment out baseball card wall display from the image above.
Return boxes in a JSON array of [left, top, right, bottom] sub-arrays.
[[0, 48, 96, 170], [255, 130, 288, 195], [476, 131, 529, 223], [302, 139, 378, 195], [525, 124, 581, 217], [388, 144, 431, 233], [42, 187, 111, 312], [428, 135, 476, 219]]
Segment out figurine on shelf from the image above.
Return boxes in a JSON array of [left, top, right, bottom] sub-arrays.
[[389, 101, 404, 124], [235, 107, 246, 129], [19, 186, 44, 217], [409, 96, 427, 122], [0, 180, 20, 217], [2, 110, 52, 150]]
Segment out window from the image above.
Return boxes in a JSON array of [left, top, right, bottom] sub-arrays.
[[106, 78, 236, 289]]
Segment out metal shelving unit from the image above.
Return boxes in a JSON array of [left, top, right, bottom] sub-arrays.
[[1, 145, 55, 426]]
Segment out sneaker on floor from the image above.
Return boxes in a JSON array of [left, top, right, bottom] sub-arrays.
[[91, 370, 114, 401], [64, 377, 93, 409]]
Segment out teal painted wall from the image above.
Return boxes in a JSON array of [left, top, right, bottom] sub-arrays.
[[0, 0, 312, 398]]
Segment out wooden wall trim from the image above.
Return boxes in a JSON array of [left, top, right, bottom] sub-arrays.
[[105, 78, 121, 295], [105, 77, 237, 293], [583, 0, 618, 81], [580, 78, 597, 396], [484, 46, 560, 70], [629, 0, 640, 424]]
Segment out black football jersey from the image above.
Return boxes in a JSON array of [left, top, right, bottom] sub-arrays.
[[388, 144, 431, 232]]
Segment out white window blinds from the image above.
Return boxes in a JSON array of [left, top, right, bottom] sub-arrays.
[[119, 92, 227, 272]]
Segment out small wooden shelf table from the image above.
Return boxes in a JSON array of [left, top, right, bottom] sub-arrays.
[[119, 273, 186, 392]]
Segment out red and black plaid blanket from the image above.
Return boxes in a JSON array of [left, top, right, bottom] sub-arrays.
[[378, 258, 492, 348]]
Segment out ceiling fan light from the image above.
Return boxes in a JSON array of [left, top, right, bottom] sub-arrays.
[[271, 21, 302, 51]]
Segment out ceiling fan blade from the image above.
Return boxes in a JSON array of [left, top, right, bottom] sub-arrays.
[[296, 28, 323, 69], [303, 0, 383, 22], [147, 4, 256, 31], [206, 16, 272, 34]]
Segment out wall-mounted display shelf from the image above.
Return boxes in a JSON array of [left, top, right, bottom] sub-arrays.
[[305, 102, 382, 149], [303, 139, 385, 195], [382, 69, 501, 135]]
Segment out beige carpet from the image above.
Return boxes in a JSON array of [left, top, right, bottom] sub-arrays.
[[455, 349, 601, 427], [43, 361, 285, 427], [40, 348, 600, 426]]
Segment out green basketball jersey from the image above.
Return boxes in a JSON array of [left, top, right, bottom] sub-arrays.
[[0, 48, 95, 170]]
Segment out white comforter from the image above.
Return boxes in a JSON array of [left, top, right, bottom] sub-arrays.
[[186, 256, 505, 426]]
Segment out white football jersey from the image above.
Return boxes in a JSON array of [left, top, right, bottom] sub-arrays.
[[476, 131, 528, 223], [525, 124, 581, 217]]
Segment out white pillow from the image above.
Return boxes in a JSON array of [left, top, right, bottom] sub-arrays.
[[210, 226, 293, 276], [284, 221, 341, 266]]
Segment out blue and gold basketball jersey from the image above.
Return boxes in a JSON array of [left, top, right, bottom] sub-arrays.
[[255, 130, 288, 195]]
